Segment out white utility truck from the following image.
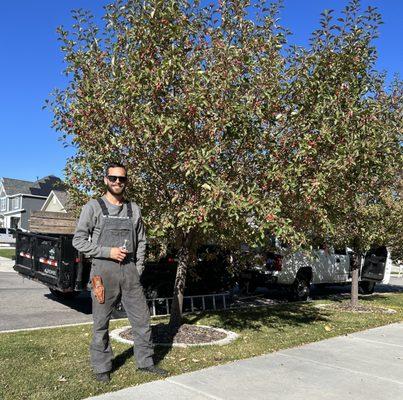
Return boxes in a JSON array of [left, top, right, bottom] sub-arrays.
[[250, 245, 392, 300]]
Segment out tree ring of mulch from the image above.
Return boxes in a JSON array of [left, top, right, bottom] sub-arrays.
[[110, 324, 239, 348], [315, 303, 397, 314]]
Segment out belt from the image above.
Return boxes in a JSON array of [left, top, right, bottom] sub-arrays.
[[93, 253, 135, 263], [121, 253, 135, 264]]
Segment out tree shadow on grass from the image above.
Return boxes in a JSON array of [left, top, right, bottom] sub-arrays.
[[112, 302, 330, 372], [185, 302, 330, 332], [357, 293, 399, 304]]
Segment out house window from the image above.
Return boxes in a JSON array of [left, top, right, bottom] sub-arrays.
[[0, 198, 6, 211], [11, 197, 20, 210]]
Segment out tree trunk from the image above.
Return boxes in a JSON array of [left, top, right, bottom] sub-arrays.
[[169, 245, 190, 332], [350, 252, 361, 309]]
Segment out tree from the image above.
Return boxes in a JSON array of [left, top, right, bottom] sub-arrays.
[[274, 1, 402, 307], [50, 0, 296, 329], [50, 0, 402, 323]]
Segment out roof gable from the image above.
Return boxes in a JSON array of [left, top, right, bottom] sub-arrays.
[[41, 189, 70, 211], [52, 190, 70, 207]]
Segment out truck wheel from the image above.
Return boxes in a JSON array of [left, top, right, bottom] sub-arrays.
[[49, 288, 78, 300], [291, 277, 310, 301], [359, 281, 375, 295]]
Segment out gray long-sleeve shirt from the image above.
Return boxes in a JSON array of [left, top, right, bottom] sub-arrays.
[[72, 196, 147, 274]]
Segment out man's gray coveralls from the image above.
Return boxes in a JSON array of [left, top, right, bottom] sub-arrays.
[[73, 196, 154, 373]]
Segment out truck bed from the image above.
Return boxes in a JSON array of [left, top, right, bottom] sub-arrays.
[[13, 231, 88, 292]]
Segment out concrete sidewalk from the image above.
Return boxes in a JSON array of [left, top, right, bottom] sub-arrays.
[[86, 322, 403, 400]]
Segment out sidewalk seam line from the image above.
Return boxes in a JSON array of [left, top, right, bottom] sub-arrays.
[[277, 352, 403, 385], [349, 336, 403, 348], [167, 379, 224, 400]]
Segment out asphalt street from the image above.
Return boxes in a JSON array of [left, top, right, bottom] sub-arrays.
[[0, 258, 93, 331], [1, 257, 402, 332]]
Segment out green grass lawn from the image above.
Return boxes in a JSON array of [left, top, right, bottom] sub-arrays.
[[0, 248, 15, 259], [1, 293, 402, 400]]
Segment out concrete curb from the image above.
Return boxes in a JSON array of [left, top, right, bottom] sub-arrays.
[[0, 317, 129, 334], [110, 325, 239, 348]]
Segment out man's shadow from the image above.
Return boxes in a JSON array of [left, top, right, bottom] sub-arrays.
[[112, 327, 173, 372]]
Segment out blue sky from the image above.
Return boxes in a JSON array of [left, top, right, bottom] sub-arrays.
[[1, 0, 401, 182]]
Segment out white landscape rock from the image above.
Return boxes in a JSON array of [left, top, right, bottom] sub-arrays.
[[110, 324, 239, 348]]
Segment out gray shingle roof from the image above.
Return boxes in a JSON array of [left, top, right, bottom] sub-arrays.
[[1, 176, 65, 197], [52, 190, 70, 208]]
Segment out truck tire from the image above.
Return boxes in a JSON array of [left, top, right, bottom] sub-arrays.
[[291, 276, 311, 301], [359, 281, 376, 295], [49, 288, 78, 300]]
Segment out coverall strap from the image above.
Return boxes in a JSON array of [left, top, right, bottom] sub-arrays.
[[97, 198, 109, 216], [126, 201, 133, 218]]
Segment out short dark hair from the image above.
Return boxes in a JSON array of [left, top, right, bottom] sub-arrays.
[[105, 162, 127, 176]]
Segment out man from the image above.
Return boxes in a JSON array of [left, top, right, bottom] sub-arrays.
[[73, 162, 167, 382]]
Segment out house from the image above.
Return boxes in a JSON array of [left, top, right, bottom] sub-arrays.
[[41, 190, 71, 213], [0, 176, 64, 230]]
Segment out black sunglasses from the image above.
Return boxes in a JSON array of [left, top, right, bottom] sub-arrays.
[[107, 175, 128, 183]]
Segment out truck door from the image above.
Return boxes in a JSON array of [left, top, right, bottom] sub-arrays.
[[333, 247, 350, 283], [14, 231, 35, 277], [35, 234, 61, 287], [313, 244, 336, 284], [361, 246, 388, 282]]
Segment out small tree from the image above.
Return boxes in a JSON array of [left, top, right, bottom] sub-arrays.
[[274, 1, 402, 307]]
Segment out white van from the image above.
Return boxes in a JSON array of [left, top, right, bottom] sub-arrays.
[[254, 245, 392, 300]]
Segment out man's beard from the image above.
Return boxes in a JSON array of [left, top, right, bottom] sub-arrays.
[[107, 182, 125, 196]]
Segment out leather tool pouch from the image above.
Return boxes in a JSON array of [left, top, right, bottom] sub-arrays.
[[91, 275, 105, 304]]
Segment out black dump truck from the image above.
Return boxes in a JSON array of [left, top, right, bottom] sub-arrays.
[[13, 212, 234, 300], [14, 230, 89, 299]]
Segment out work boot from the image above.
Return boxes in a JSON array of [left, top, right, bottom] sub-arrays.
[[94, 372, 110, 382], [138, 365, 168, 376]]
